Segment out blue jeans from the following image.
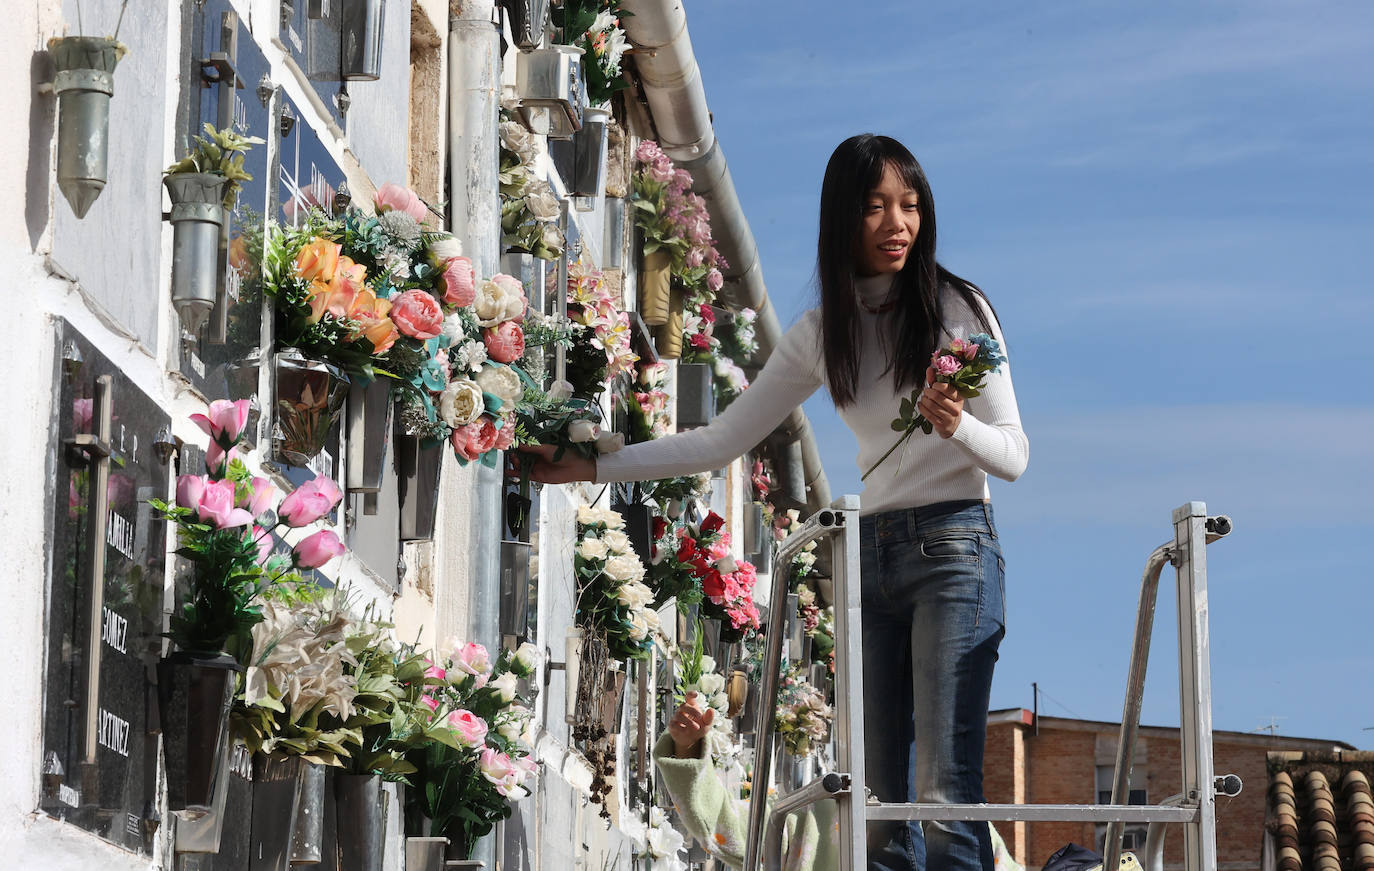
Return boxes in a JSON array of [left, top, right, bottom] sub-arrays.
[[859, 500, 1006, 871]]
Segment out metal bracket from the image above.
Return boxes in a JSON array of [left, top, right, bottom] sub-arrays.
[[198, 52, 244, 89]]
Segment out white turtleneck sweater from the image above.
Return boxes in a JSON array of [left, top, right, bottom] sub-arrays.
[[594, 275, 1028, 515]]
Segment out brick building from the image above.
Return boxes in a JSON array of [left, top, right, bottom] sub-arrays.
[[983, 709, 1357, 870]]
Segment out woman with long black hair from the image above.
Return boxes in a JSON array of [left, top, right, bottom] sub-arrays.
[[519, 133, 1028, 871]]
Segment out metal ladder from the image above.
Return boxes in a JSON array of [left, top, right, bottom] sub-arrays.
[[741, 499, 1239, 871]]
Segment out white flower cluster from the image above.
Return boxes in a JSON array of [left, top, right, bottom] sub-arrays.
[[625, 805, 687, 871], [712, 356, 750, 396], [242, 597, 360, 734], [576, 507, 660, 644]]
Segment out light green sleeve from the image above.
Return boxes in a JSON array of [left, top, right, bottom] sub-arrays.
[[652, 732, 750, 868]]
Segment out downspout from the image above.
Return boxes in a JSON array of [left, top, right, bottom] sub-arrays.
[[447, 2, 503, 652], [620, 0, 832, 513]]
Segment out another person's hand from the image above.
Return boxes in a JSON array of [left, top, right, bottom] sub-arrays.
[[507, 444, 597, 485], [668, 693, 715, 758], [918, 366, 964, 439]]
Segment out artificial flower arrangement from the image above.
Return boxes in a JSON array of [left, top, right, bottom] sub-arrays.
[[232, 584, 363, 763], [626, 360, 672, 442], [574, 505, 659, 662], [403, 638, 542, 859], [499, 120, 565, 261], [631, 140, 727, 300], [165, 122, 264, 209], [149, 399, 346, 659], [554, 0, 630, 108], [863, 333, 1007, 481], [675, 512, 761, 642], [565, 261, 640, 400], [673, 629, 744, 774], [625, 805, 688, 871], [679, 303, 751, 409], [774, 663, 833, 758]]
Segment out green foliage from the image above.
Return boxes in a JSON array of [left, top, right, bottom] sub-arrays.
[[165, 123, 265, 208]]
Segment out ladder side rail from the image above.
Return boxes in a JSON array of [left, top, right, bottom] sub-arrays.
[[864, 803, 1198, 823], [830, 499, 866, 871], [1173, 502, 1218, 871], [743, 513, 843, 871], [1103, 541, 1175, 871], [762, 773, 849, 871]]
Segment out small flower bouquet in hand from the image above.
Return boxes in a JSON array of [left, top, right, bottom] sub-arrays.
[[862, 333, 1007, 481]]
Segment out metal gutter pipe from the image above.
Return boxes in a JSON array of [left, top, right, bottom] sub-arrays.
[[620, 0, 832, 511]]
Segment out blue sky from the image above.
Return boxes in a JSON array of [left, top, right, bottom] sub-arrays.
[[683, 0, 1374, 746]]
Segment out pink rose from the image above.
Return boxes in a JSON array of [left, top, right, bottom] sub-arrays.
[[493, 418, 516, 451], [176, 474, 207, 510], [442, 256, 476, 307], [450, 418, 499, 462], [374, 182, 428, 223], [197, 479, 254, 530], [250, 525, 273, 565], [451, 641, 491, 676], [706, 268, 724, 293], [424, 660, 447, 681], [240, 477, 279, 519], [479, 747, 520, 795], [279, 476, 343, 527], [420, 694, 440, 713], [483, 321, 525, 364], [390, 289, 444, 340], [293, 529, 345, 569], [190, 399, 251, 447], [962, 342, 980, 361], [934, 354, 962, 377], [446, 709, 489, 747], [204, 442, 239, 477]]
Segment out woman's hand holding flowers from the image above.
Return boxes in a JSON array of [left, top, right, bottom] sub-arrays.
[[918, 365, 964, 439]]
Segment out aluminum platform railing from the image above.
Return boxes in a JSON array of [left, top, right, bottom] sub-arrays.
[[741, 500, 1238, 871]]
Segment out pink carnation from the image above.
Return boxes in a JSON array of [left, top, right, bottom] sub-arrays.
[[934, 354, 962, 377], [391, 289, 444, 339], [483, 321, 526, 364]]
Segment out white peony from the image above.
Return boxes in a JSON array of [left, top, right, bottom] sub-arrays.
[[567, 420, 600, 443], [577, 536, 609, 562], [438, 378, 485, 427], [603, 554, 645, 583], [427, 234, 463, 265], [474, 364, 522, 412], [473, 274, 527, 327]]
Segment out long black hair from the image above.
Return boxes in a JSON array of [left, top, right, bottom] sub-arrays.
[[817, 134, 998, 407]]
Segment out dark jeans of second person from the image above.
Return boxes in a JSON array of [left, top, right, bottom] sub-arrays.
[[860, 500, 1006, 871]]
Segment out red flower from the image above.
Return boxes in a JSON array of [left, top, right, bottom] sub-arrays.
[[698, 304, 715, 323], [652, 516, 669, 541], [688, 332, 711, 350], [699, 513, 725, 536], [701, 568, 725, 599], [676, 535, 697, 564]]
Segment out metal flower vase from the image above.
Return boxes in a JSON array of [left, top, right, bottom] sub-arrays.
[[274, 350, 350, 467], [405, 837, 449, 871], [499, 539, 532, 639], [250, 754, 307, 871], [638, 250, 671, 325], [570, 105, 610, 197], [397, 431, 444, 541], [676, 362, 715, 429], [158, 650, 238, 815], [341, 0, 385, 81], [290, 762, 328, 864], [334, 774, 385, 871], [164, 172, 230, 335], [48, 36, 125, 218], [345, 379, 393, 493]]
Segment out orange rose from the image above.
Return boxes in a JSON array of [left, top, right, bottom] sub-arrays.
[[346, 289, 398, 353], [295, 237, 341, 283], [333, 255, 366, 292]]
